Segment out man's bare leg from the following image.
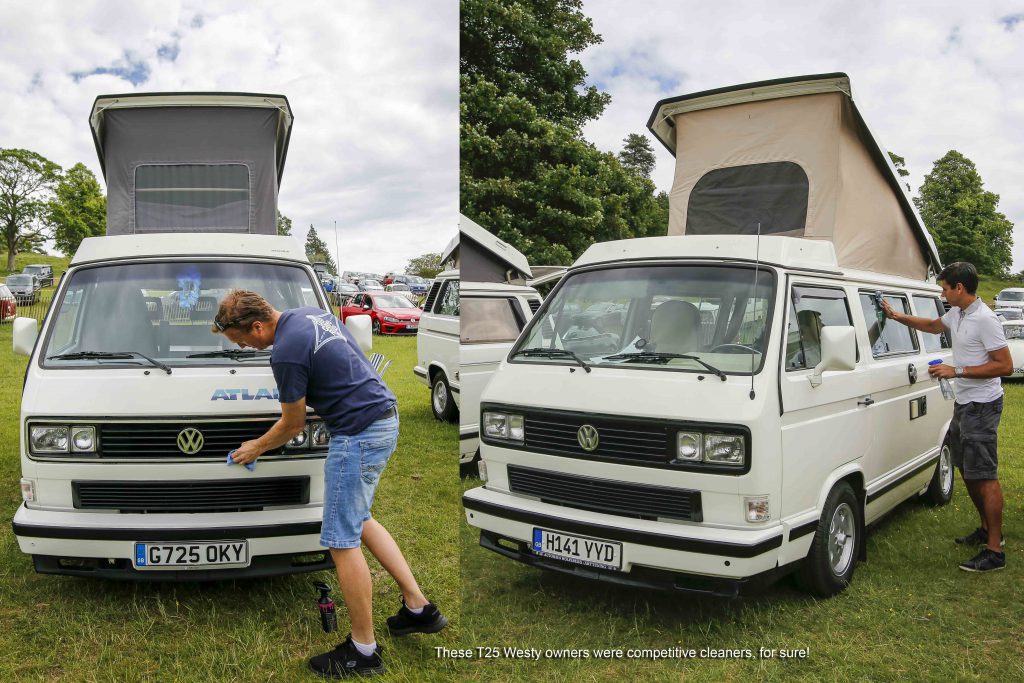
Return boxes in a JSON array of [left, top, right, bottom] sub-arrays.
[[361, 517, 429, 609], [330, 547, 375, 644], [970, 479, 1004, 552]]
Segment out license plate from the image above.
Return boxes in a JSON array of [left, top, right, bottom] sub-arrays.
[[532, 528, 622, 571], [407, 323, 418, 329], [133, 541, 249, 570]]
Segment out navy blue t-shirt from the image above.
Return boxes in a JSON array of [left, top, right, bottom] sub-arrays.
[[271, 308, 396, 436]]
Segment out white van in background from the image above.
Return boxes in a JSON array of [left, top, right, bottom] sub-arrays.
[[415, 268, 461, 422]]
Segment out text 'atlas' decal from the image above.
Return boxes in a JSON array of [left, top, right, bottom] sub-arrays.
[[211, 388, 280, 401]]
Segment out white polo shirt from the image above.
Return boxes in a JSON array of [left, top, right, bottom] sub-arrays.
[[940, 298, 1007, 404]]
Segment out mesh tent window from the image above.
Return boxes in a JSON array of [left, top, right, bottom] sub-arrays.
[[686, 161, 808, 236], [134, 164, 251, 232]]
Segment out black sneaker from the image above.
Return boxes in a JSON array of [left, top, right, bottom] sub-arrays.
[[954, 527, 1005, 547], [308, 634, 384, 678], [386, 599, 448, 636], [959, 548, 1006, 573]]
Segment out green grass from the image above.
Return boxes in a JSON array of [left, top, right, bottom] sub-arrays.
[[0, 329, 460, 682], [458, 279, 1024, 682]]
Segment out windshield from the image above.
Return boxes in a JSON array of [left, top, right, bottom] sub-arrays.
[[373, 295, 416, 309], [997, 290, 1024, 301], [23, 266, 43, 274], [7, 275, 31, 285], [43, 261, 322, 367], [512, 265, 775, 375]]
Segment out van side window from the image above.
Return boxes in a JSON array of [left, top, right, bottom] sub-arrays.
[[912, 295, 951, 352], [786, 286, 853, 371], [460, 297, 522, 343], [436, 280, 460, 317], [135, 164, 250, 232], [687, 162, 808, 236], [859, 293, 917, 357]]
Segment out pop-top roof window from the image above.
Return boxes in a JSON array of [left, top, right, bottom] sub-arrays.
[[686, 161, 808, 236], [135, 164, 250, 232]]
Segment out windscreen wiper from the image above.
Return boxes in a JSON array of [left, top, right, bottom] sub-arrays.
[[48, 350, 172, 375], [186, 349, 272, 361], [603, 352, 727, 381], [514, 347, 591, 373]]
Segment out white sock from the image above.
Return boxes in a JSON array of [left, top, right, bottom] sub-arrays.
[[352, 638, 377, 657], [407, 604, 425, 615]]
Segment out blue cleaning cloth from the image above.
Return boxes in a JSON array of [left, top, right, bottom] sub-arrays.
[[226, 449, 256, 472]]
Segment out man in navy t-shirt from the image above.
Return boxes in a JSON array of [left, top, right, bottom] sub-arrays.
[[213, 289, 446, 677]]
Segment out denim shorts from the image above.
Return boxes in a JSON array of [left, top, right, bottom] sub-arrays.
[[320, 414, 399, 549]]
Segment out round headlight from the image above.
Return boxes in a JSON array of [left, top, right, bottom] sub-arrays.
[[72, 427, 95, 452], [311, 422, 330, 447], [288, 430, 308, 448], [675, 432, 702, 462]]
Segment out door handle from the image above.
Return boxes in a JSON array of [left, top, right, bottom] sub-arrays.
[[857, 397, 875, 407]]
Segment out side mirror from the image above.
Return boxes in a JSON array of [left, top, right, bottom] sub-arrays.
[[363, 304, 372, 310], [13, 317, 38, 357], [345, 314, 373, 354], [809, 326, 856, 387]]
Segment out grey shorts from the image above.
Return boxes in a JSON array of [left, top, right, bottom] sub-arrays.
[[949, 397, 1002, 481]]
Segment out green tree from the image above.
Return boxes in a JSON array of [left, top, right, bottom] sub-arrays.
[[914, 150, 1014, 276], [888, 151, 910, 192], [1, 148, 61, 271], [48, 163, 106, 257], [460, 0, 666, 264], [277, 210, 292, 236], [619, 133, 657, 178], [405, 252, 443, 278], [304, 224, 337, 273]]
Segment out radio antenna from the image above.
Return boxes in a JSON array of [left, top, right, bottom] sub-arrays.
[[749, 222, 762, 400]]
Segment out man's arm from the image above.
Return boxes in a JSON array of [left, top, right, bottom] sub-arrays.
[[231, 399, 307, 465], [880, 299, 946, 334], [928, 346, 1013, 380]]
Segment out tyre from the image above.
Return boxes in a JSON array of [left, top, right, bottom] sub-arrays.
[[430, 373, 457, 423], [372, 319, 381, 335], [796, 481, 860, 597], [924, 439, 954, 506]]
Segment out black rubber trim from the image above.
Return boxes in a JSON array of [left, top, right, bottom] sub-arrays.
[[788, 520, 818, 541], [866, 455, 938, 504], [460, 431, 478, 441], [12, 519, 321, 541], [463, 495, 782, 559], [31, 550, 331, 582]]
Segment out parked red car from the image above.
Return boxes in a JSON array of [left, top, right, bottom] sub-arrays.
[[341, 292, 422, 335], [0, 283, 17, 323]]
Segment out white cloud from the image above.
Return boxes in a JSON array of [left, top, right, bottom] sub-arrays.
[[0, 0, 457, 273], [580, 0, 1024, 269]]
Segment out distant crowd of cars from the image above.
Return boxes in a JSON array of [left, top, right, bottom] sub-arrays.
[[313, 267, 433, 336], [2, 263, 55, 322]]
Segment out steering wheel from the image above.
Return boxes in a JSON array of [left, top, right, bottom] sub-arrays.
[[708, 343, 759, 354]]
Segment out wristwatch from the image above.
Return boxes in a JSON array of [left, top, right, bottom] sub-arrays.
[[954, 366, 965, 378]]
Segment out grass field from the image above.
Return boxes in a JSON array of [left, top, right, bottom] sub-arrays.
[[458, 279, 1024, 682], [0, 325, 460, 682]]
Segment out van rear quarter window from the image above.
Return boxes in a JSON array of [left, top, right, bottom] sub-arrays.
[[912, 295, 951, 352]]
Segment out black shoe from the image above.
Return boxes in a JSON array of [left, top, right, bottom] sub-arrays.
[[308, 634, 384, 678], [959, 548, 1006, 573], [386, 599, 448, 636], [954, 527, 1005, 547]]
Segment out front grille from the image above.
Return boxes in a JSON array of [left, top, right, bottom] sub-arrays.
[[73, 477, 309, 513], [523, 412, 672, 463], [507, 465, 702, 521], [98, 420, 287, 459]]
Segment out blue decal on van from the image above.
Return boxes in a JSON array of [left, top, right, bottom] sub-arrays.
[[211, 389, 280, 401]]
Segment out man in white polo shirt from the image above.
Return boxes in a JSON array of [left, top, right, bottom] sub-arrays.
[[882, 262, 1012, 573]]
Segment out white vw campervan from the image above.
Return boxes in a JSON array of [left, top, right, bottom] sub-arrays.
[[11, 93, 356, 579], [463, 74, 956, 597]]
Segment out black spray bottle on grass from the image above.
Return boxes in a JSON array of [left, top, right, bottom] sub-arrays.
[[314, 581, 337, 633]]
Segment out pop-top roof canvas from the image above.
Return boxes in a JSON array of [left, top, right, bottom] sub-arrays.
[[647, 74, 941, 280], [90, 93, 293, 236]]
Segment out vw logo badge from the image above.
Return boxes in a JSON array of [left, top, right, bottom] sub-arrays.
[[577, 424, 599, 452], [177, 428, 205, 455]]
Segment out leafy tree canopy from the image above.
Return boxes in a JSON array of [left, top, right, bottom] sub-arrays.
[[1, 148, 61, 270], [304, 224, 337, 274], [619, 133, 657, 179], [48, 163, 106, 257], [277, 210, 292, 236], [405, 252, 443, 278], [915, 150, 1013, 276]]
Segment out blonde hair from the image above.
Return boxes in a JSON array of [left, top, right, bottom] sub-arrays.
[[212, 289, 275, 334]]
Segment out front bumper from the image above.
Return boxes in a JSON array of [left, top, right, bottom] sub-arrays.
[[12, 504, 331, 581], [380, 320, 419, 335], [463, 486, 784, 584]]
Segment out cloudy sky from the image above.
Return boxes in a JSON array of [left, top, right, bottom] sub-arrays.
[[580, 1, 1024, 270], [0, 0, 458, 274]]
